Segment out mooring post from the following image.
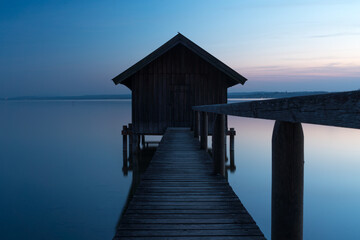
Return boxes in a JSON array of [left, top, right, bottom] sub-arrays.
[[229, 127, 236, 172], [122, 125, 128, 168], [128, 124, 133, 159], [194, 111, 200, 138], [272, 120, 304, 240], [225, 129, 228, 163], [200, 111, 208, 150], [122, 125, 128, 155], [122, 156, 128, 176], [213, 114, 225, 176]]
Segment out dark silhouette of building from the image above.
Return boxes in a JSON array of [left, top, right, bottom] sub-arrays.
[[113, 33, 246, 135]]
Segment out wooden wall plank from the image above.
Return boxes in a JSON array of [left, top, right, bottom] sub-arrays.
[[131, 44, 231, 134]]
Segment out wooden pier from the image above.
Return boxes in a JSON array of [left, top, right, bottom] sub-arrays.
[[115, 128, 265, 240], [112, 32, 360, 240]]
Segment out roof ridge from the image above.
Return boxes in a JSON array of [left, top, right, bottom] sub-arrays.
[[112, 34, 247, 87]]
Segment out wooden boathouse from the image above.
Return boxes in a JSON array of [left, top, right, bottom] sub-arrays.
[[113, 33, 246, 137], [112, 33, 360, 240]]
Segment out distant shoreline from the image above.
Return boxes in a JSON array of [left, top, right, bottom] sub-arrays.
[[0, 91, 328, 101]]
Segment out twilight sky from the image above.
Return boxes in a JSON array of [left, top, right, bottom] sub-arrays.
[[1, 0, 359, 97]]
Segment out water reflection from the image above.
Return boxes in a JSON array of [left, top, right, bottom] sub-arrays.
[[3, 100, 359, 240], [227, 116, 360, 240], [117, 146, 156, 230], [0, 100, 132, 240]]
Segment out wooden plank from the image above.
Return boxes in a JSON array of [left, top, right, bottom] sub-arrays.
[[115, 228, 263, 237], [115, 236, 265, 240], [124, 209, 248, 214], [120, 218, 255, 224], [124, 38, 231, 135], [193, 90, 360, 129], [115, 128, 265, 239], [117, 223, 258, 230], [127, 205, 244, 210]]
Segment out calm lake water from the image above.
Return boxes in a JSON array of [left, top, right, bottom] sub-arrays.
[[1, 100, 359, 239]]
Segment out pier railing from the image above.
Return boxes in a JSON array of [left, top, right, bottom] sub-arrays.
[[192, 90, 360, 240]]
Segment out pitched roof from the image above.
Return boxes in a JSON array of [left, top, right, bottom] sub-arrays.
[[112, 33, 247, 86]]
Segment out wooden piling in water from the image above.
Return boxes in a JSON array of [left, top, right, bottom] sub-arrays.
[[192, 90, 360, 240], [122, 125, 128, 175], [200, 112, 208, 150], [212, 114, 225, 176], [272, 120, 304, 240], [128, 124, 133, 158], [229, 127, 236, 172], [122, 125, 128, 157]]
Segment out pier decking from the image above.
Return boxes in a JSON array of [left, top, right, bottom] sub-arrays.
[[115, 128, 265, 240]]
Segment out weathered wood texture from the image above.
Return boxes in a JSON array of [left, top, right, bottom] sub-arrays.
[[128, 44, 229, 135], [193, 90, 360, 129], [212, 114, 226, 176], [272, 121, 304, 240], [114, 128, 265, 240], [200, 112, 208, 150]]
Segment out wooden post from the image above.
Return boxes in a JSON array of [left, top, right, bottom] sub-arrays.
[[229, 128, 236, 169], [213, 114, 225, 176], [122, 155, 128, 176], [141, 135, 145, 147], [229, 128, 236, 172], [200, 112, 208, 150], [122, 125, 128, 158], [128, 124, 133, 159], [224, 128, 227, 163], [194, 111, 200, 138], [272, 121, 304, 240], [122, 125, 128, 174], [229, 128, 235, 152]]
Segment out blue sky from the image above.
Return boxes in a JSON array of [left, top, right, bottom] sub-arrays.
[[1, 0, 359, 97]]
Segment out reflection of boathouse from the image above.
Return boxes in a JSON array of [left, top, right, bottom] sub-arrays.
[[112, 33, 246, 136]]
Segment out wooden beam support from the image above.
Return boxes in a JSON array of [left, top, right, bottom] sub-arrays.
[[193, 90, 360, 129], [200, 112, 208, 150], [128, 123, 133, 158], [122, 125, 128, 174], [122, 125, 128, 154], [194, 111, 200, 138], [212, 114, 225, 176], [272, 121, 304, 240], [229, 128, 236, 172]]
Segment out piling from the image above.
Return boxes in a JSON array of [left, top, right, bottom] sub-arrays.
[[272, 121, 304, 240], [212, 114, 225, 176], [200, 112, 208, 150]]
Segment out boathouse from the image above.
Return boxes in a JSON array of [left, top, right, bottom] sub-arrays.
[[112, 33, 247, 135]]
